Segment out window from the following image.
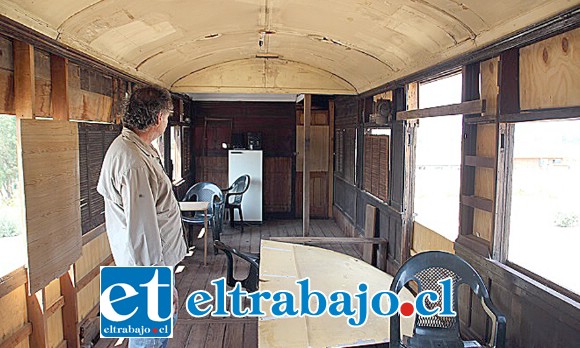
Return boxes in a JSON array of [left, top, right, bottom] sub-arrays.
[[507, 119, 580, 294], [364, 129, 390, 201], [413, 73, 463, 241], [0, 115, 25, 276], [78, 123, 121, 234], [171, 126, 182, 182]]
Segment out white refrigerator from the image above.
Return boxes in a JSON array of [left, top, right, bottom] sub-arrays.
[[228, 150, 263, 222]]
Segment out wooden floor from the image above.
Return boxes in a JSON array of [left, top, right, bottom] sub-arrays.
[[96, 219, 362, 348]]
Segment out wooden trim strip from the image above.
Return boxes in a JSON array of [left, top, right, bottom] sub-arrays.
[[500, 106, 580, 123], [464, 155, 495, 168], [397, 99, 485, 120], [270, 236, 388, 245], [0, 322, 32, 348], [0, 266, 27, 298], [46, 295, 65, 318], [82, 223, 106, 245], [76, 254, 114, 292], [461, 195, 494, 212], [455, 234, 491, 258], [464, 115, 497, 124]]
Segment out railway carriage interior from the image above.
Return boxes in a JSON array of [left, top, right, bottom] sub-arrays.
[[0, 1, 579, 347]]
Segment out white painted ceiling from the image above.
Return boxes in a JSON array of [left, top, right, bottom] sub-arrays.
[[0, 0, 576, 95]]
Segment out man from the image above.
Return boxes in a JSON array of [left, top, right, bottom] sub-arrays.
[[97, 86, 187, 348]]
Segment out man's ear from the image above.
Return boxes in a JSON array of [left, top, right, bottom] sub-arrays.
[[156, 111, 164, 125]]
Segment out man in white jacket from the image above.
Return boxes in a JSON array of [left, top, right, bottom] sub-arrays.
[[98, 86, 187, 348]]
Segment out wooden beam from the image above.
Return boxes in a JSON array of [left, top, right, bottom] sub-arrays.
[[50, 54, 69, 120], [397, 99, 485, 120], [328, 99, 335, 218], [45, 295, 65, 318], [27, 288, 48, 348], [13, 40, 35, 119], [81, 223, 106, 246], [499, 48, 520, 115], [270, 236, 388, 245], [60, 268, 80, 348], [464, 155, 495, 169], [303, 94, 311, 237], [0, 322, 32, 348], [0, 266, 27, 298], [461, 195, 494, 212], [76, 254, 114, 292], [500, 106, 580, 123]]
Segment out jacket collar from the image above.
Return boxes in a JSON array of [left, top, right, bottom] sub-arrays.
[[122, 127, 160, 159]]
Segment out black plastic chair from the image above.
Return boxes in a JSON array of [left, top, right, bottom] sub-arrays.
[[181, 182, 224, 254], [214, 240, 260, 292], [389, 251, 506, 348], [222, 175, 250, 233]]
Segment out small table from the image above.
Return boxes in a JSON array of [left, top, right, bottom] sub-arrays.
[[259, 240, 416, 347], [179, 201, 210, 266]]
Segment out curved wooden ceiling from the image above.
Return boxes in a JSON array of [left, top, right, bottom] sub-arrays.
[[0, 0, 575, 94]]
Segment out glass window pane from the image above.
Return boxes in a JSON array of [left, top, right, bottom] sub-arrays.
[[509, 119, 580, 294], [0, 115, 26, 276], [413, 73, 463, 241]]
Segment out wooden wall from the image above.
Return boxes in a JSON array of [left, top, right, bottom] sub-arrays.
[[193, 101, 295, 217], [0, 32, 188, 348]]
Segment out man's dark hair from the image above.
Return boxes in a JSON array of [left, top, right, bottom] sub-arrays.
[[123, 86, 172, 131]]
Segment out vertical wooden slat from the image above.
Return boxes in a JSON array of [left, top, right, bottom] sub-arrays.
[[303, 94, 311, 237], [27, 289, 48, 348], [50, 54, 69, 121], [13, 40, 34, 119], [60, 268, 79, 348], [328, 99, 335, 218]]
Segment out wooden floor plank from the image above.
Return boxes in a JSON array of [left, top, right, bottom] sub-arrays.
[[223, 322, 245, 348], [95, 219, 363, 348], [242, 321, 258, 348], [204, 323, 227, 348]]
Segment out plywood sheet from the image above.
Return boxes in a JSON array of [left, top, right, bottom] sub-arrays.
[[296, 125, 329, 172], [20, 119, 82, 293], [259, 240, 415, 347], [481, 57, 499, 117], [411, 222, 454, 254], [0, 284, 28, 347], [520, 28, 580, 110]]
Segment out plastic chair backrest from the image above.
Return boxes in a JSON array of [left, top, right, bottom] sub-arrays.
[[389, 251, 492, 347], [183, 182, 223, 214], [227, 175, 250, 205]]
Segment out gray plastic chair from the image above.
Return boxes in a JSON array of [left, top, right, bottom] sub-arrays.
[[182, 182, 224, 254], [390, 251, 506, 348], [222, 175, 250, 233]]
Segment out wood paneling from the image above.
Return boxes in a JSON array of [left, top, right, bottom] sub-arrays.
[[296, 125, 329, 172], [20, 119, 81, 293], [50, 55, 68, 121], [481, 57, 499, 117], [68, 63, 113, 122], [264, 157, 292, 213], [0, 284, 28, 348], [75, 232, 111, 322], [33, 49, 51, 117], [520, 28, 580, 110], [195, 156, 228, 189], [296, 172, 328, 218], [411, 221, 454, 255], [13, 40, 34, 119]]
